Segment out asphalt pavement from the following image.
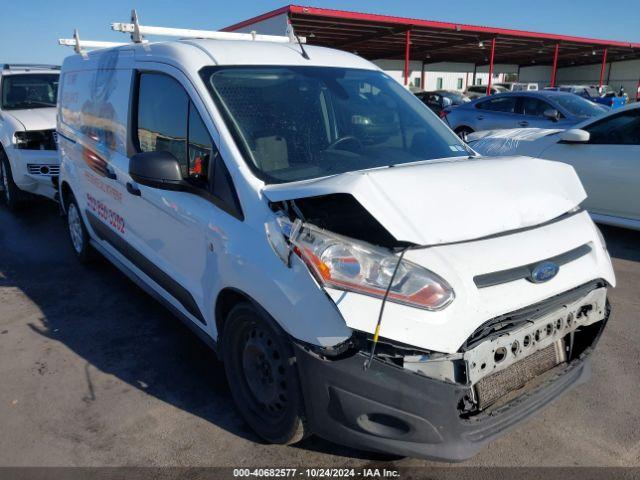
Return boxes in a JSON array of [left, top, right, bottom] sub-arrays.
[[1, 200, 639, 468]]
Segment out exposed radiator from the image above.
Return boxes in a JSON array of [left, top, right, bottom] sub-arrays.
[[475, 340, 566, 410]]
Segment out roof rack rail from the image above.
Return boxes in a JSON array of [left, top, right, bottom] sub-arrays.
[[58, 29, 128, 54], [2, 64, 60, 71], [111, 9, 305, 44]]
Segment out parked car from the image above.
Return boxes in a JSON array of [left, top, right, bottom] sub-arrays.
[[444, 91, 608, 140], [0, 64, 60, 210], [415, 90, 470, 116], [545, 84, 627, 109], [468, 103, 640, 230], [57, 26, 615, 462], [495, 82, 538, 92], [464, 84, 508, 99]]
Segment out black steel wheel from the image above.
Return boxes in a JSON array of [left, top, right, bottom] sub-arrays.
[[222, 302, 308, 444]]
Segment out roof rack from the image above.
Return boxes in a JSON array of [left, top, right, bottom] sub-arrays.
[[111, 9, 305, 44], [58, 29, 128, 54], [2, 64, 60, 71]]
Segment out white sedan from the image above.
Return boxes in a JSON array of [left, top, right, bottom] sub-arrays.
[[468, 103, 640, 230]]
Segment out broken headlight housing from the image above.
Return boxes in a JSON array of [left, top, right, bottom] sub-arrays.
[[14, 130, 56, 150], [289, 223, 454, 311]]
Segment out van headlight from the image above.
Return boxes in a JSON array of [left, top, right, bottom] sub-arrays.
[[290, 224, 454, 311]]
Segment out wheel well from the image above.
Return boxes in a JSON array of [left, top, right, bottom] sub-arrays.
[[60, 181, 73, 213], [215, 288, 252, 341]]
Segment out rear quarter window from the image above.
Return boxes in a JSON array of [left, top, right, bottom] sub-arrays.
[[476, 97, 517, 113]]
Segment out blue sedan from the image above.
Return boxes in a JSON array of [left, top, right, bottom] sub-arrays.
[[442, 91, 608, 140]]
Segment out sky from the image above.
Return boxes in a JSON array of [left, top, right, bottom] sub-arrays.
[[1, 0, 639, 65]]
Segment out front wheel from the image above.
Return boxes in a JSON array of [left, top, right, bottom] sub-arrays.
[[66, 194, 94, 263], [0, 152, 22, 211], [222, 303, 308, 444]]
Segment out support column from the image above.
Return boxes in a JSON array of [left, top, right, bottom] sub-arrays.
[[421, 61, 426, 90], [404, 29, 411, 86], [486, 38, 496, 95], [550, 43, 560, 87], [472, 64, 477, 85], [599, 48, 608, 88]]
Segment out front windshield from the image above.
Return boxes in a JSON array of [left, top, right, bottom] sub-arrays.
[[1, 74, 59, 110], [554, 94, 607, 118], [201, 66, 469, 184]]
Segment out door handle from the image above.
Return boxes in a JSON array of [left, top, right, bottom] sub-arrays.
[[126, 182, 141, 196], [477, 115, 484, 120], [105, 167, 117, 180], [519, 121, 529, 127]]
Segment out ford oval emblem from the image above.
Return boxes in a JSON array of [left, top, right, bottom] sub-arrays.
[[529, 261, 559, 283]]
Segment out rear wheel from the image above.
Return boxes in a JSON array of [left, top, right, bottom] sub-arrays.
[[455, 126, 474, 142], [66, 193, 94, 263], [0, 151, 22, 211], [222, 302, 308, 444]]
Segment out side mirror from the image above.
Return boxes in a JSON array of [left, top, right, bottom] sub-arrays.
[[129, 150, 185, 190], [559, 129, 590, 143], [442, 97, 453, 107], [543, 109, 560, 121]]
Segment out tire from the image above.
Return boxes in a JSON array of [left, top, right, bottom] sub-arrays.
[[0, 151, 22, 211], [66, 193, 94, 263], [222, 302, 308, 445], [455, 127, 474, 142]]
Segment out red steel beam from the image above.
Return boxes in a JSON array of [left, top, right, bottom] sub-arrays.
[[551, 43, 560, 87], [486, 37, 496, 95], [599, 48, 608, 88], [286, 5, 640, 49], [404, 29, 411, 86]]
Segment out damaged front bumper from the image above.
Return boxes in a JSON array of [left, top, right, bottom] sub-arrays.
[[293, 281, 610, 461]]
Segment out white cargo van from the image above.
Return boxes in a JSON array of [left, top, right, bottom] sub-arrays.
[[56, 19, 615, 461]]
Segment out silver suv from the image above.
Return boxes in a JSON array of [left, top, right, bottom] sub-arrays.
[[0, 64, 60, 210]]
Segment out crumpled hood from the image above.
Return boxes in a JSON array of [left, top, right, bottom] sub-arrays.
[[263, 156, 586, 246], [5, 108, 56, 131]]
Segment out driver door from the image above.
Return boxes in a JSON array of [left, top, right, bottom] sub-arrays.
[[539, 109, 640, 220]]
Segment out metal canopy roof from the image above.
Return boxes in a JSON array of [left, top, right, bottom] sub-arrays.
[[224, 5, 640, 67]]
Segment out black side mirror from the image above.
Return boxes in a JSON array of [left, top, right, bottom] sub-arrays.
[[129, 151, 185, 190]]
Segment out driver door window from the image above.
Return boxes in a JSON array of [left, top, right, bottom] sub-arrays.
[[520, 97, 553, 117], [136, 72, 242, 217], [586, 110, 640, 145]]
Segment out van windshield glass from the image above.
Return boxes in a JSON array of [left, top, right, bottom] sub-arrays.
[[1, 74, 59, 110], [201, 66, 469, 184]]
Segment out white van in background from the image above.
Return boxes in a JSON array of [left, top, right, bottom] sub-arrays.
[[0, 64, 60, 210], [56, 19, 615, 461]]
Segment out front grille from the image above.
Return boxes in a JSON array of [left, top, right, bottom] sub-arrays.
[[474, 341, 565, 411], [27, 164, 60, 176]]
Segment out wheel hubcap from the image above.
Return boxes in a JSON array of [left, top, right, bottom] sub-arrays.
[[241, 326, 288, 416], [68, 204, 84, 253]]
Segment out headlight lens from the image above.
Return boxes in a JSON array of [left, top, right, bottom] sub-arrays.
[[290, 224, 454, 310], [14, 130, 56, 150]]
